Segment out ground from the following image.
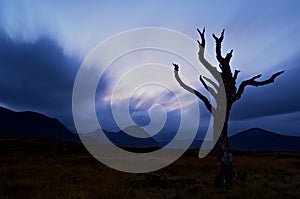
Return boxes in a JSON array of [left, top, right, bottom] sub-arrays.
[[0, 138, 300, 199]]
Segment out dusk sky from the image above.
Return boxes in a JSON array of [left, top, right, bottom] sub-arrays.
[[0, 0, 300, 138]]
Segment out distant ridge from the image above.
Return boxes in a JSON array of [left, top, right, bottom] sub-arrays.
[[229, 128, 300, 152], [0, 106, 299, 152], [0, 106, 79, 142], [84, 126, 161, 148]]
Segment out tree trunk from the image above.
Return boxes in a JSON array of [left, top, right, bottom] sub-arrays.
[[213, 112, 237, 186]]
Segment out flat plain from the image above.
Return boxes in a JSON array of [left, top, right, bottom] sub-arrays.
[[1, 138, 299, 199]]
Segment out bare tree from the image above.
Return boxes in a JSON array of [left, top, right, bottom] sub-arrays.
[[173, 28, 284, 185]]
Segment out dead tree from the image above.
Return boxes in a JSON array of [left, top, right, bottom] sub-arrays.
[[173, 28, 284, 185]]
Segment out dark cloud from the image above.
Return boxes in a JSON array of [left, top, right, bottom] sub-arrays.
[[0, 27, 299, 136], [0, 30, 81, 131], [231, 59, 300, 121]]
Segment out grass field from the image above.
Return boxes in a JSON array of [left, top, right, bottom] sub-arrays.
[[0, 138, 300, 199]]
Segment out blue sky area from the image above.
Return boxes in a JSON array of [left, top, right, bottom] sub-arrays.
[[0, 1, 300, 137]]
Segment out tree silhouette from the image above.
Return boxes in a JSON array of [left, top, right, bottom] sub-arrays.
[[173, 28, 284, 185]]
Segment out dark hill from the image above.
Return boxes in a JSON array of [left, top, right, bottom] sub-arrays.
[[83, 126, 161, 149], [229, 128, 300, 152], [1, 106, 299, 152], [0, 106, 79, 142]]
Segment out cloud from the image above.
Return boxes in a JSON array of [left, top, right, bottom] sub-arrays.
[[231, 57, 300, 121], [0, 30, 80, 131], [0, 1, 300, 137]]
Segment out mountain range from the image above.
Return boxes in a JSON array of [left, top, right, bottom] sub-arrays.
[[0, 106, 299, 152], [0, 106, 79, 142], [229, 128, 300, 152]]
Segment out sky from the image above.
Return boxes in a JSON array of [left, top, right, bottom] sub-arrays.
[[0, 0, 300, 138]]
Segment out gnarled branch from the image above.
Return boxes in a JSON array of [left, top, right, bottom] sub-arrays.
[[212, 29, 233, 76], [197, 28, 220, 81], [212, 29, 225, 65], [173, 63, 213, 112], [200, 75, 217, 98], [233, 70, 240, 80], [202, 75, 219, 91], [224, 49, 233, 65], [197, 28, 206, 48], [235, 70, 284, 101]]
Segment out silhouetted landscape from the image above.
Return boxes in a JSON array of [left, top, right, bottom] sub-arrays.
[[1, 1, 300, 198], [230, 128, 300, 152], [0, 106, 79, 142], [1, 138, 300, 198], [1, 106, 299, 152], [1, 106, 300, 198]]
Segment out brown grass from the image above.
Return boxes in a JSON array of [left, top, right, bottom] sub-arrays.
[[0, 138, 300, 199]]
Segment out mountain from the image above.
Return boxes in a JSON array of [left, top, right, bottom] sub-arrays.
[[1, 106, 299, 152], [0, 106, 79, 142], [157, 139, 204, 149], [83, 126, 161, 148], [158, 128, 300, 152], [229, 128, 300, 152], [70, 126, 300, 152], [111, 126, 161, 148]]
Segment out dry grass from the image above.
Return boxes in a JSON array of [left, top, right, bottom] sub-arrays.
[[0, 138, 300, 199]]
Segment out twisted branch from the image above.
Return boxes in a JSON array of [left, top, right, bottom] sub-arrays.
[[212, 29, 234, 78], [173, 64, 213, 112], [235, 71, 284, 101], [200, 75, 218, 98], [197, 28, 220, 81], [233, 70, 240, 80], [212, 29, 225, 65]]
